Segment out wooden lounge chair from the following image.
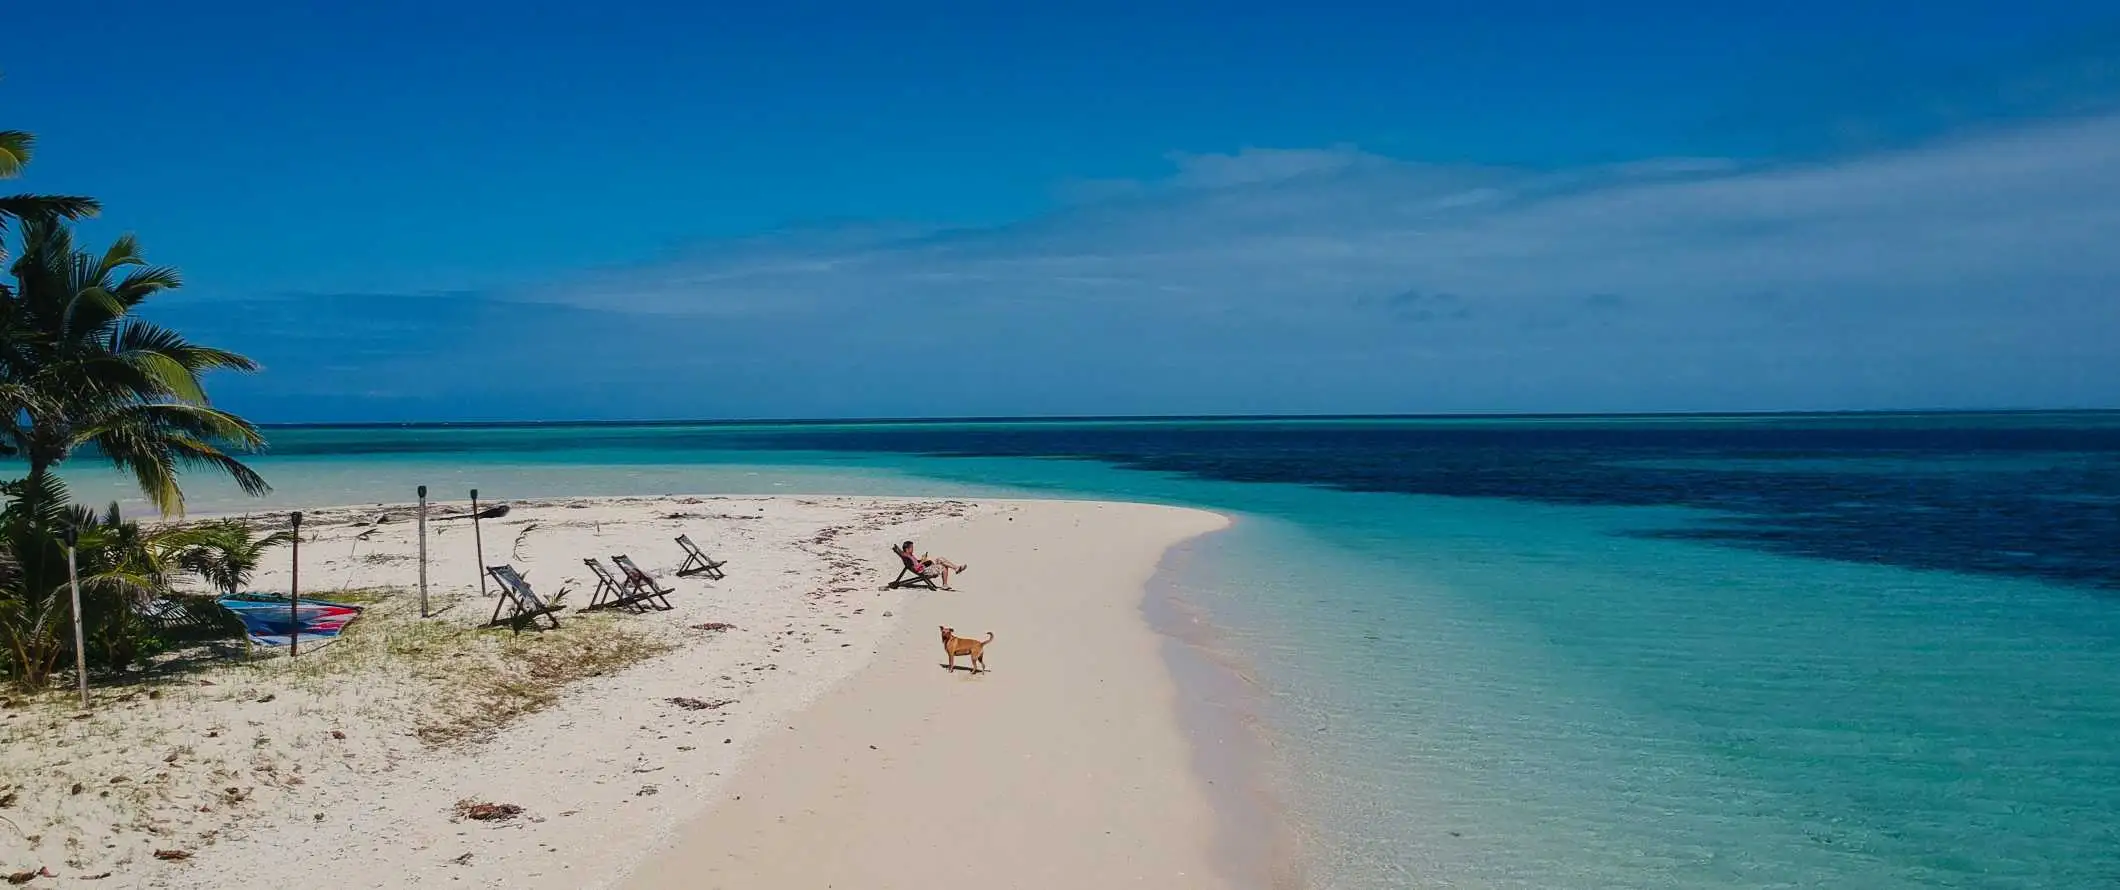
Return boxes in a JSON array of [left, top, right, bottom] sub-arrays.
[[486, 565, 565, 632], [584, 558, 671, 611], [887, 547, 940, 590], [612, 555, 679, 604], [674, 534, 727, 580]]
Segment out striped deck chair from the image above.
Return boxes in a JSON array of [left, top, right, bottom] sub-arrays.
[[674, 534, 727, 580], [486, 565, 566, 632], [584, 557, 671, 611], [612, 555, 679, 605], [887, 546, 940, 590]]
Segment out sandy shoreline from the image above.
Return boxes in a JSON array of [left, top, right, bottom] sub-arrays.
[[0, 494, 1243, 889], [620, 498, 1231, 889]]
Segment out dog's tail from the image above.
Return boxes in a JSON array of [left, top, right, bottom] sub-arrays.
[[984, 632, 995, 643]]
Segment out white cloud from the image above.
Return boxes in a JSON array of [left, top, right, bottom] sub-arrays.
[[203, 113, 2120, 418]]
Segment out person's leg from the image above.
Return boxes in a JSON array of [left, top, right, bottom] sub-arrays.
[[939, 564, 954, 588]]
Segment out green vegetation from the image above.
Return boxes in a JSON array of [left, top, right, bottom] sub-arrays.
[[0, 117, 270, 688]]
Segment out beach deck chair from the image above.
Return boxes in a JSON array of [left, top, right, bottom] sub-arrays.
[[584, 557, 671, 611], [887, 547, 941, 590], [674, 534, 727, 580], [612, 555, 679, 604], [485, 565, 566, 632]]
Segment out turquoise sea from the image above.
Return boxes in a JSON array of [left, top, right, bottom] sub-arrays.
[[58, 413, 2120, 888]]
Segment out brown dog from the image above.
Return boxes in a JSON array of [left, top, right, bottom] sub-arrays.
[[939, 626, 994, 673]]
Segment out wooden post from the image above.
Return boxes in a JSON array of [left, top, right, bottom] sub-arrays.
[[64, 525, 87, 709], [417, 485, 430, 617], [471, 489, 487, 598], [289, 512, 302, 658]]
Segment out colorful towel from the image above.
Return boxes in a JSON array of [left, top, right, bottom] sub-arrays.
[[217, 595, 364, 649]]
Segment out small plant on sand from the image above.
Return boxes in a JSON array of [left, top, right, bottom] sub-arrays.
[[178, 521, 296, 596]]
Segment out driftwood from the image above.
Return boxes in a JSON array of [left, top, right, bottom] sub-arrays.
[[436, 504, 510, 522]]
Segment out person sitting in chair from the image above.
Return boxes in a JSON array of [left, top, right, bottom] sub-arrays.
[[897, 540, 967, 588]]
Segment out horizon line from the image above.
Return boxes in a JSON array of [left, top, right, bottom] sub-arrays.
[[252, 407, 2120, 430]]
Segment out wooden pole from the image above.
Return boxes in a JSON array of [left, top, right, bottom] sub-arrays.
[[471, 489, 487, 598], [65, 526, 87, 709], [416, 485, 430, 617], [289, 512, 302, 658]]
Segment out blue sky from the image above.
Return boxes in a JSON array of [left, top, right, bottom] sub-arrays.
[[6, 1, 2118, 420]]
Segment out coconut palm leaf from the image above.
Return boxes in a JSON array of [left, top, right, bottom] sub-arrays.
[[1, 130, 101, 262], [3, 219, 268, 519], [0, 130, 31, 178]]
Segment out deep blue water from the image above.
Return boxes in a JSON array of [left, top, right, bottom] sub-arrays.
[[249, 412, 2120, 591]]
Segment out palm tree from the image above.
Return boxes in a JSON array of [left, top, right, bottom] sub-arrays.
[[1, 216, 268, 519], [0, 129, 100, 264]]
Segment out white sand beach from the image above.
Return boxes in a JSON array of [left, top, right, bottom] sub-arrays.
[[0, 495, 1232, 889]]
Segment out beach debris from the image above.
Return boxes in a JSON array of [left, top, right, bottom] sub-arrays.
[[0, 790, 13, 808], [152, 849, 191, 861], [690, 622, 736, 632], [330, 730, 346, 740], [437, 504, 510, 522], [636, 785, 659, 797], [451, 853, 474, 866], [255, 693, 275, 704], [6, 867, 56, 884], [454, 800, 524, 822], [67, 784, 82, 796], [665, 697, 734, 711]]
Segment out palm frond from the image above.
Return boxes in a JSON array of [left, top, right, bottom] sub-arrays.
[[0, 130, 31, 178], [81, 401, 267, 451], [112, 320, 260, 375], [78, 405, 270, 515], [0, 194, 99, 223], [115, 350, 211, 403], [93, 234, 143, 280], [113, 264, 182, 299]]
